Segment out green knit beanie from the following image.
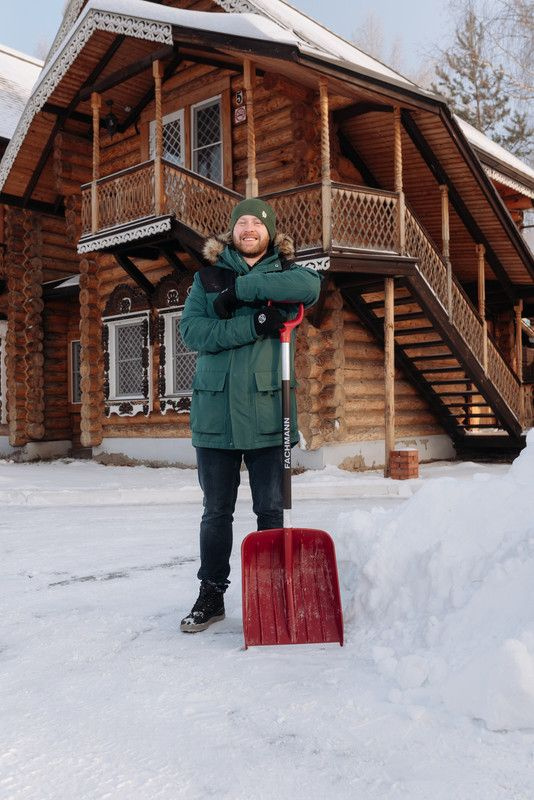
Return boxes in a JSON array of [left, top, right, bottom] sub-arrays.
[[230, 199, 277, 242]]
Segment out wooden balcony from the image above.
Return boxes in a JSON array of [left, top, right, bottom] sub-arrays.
[[77, 158, 526, 433], [79, 159, 400, 256]]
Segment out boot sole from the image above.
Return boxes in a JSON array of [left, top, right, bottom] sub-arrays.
[[180, 613, 225, 633]]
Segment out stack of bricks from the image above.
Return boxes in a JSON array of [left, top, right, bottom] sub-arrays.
[[389, 449, 419, 480]]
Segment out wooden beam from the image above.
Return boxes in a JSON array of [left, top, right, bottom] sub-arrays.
[[119, 51, 182, 133], [79, 46, 174, 100], [43, 103, 92, 125], [161, 244, 189, 275], [333, 101, 393, 125], [153, 60, 164, 216], [319, 77, 332, 252], [393, 107, 405, 255], [22, 36, 125, 206], [243, 59, 258, 198], [0, 192, 64, 216], [401, 110, 516, 301], [91, 93, 101, 234], [337, 131, 381, 189], [113, 253, 155, 296], [440, 184, 452, 315], [384, 276, 395, 476]]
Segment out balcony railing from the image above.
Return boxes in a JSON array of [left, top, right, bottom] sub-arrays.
[[80, 161, 400, 255]]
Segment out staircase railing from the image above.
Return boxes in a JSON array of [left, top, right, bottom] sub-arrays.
[[404, 207, 523, 424]]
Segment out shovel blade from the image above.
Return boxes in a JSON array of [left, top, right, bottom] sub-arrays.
[[241, 527, 343, 647]]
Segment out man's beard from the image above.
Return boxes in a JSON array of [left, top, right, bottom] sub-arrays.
[[235, 237, 268, 258]]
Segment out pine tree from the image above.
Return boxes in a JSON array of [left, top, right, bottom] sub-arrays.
[[432, 3, 532, 158]]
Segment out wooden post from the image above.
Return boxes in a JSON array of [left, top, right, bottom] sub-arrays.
[[153, 60, 165, 216], [243, 59, 258, 198], [384, 276, 395, 477], [515, 299, 523, 380], [393, 107, 405, 255], [477, 244, 488, 373], [319, 78, 332, 252], [440, 184, 453, 317], [91, 92, 101, 234]]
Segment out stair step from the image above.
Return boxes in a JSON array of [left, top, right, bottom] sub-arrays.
[[430, 378, 473, 385], [446, 402, 493, 408], [394, 311, 427, 321], [457, 424, 503, 429], [452, 413, 496, 419], [436, 390, 485, 396], [401, 340, 446, 349], [366, 295, 414, 309], [411, 353, 457, 361], [420, 366, 464, 374], [395, 327, 436, 337]]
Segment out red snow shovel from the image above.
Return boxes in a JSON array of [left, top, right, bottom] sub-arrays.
[[241, 305, 344, 647]]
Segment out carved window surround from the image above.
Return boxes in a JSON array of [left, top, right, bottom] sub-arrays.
[[102, 285, 152, 418], [153, 274, 195, 415]]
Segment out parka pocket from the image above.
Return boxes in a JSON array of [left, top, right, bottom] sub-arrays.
[[254, 371, 296, 435], [191, 371, 227, 434]]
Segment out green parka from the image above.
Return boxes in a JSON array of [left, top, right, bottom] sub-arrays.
[[180, 232, 321, 450]]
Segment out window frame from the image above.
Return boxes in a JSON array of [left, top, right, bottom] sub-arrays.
[[162, 308, 196, 398], [107, 316, 147, 401], [190, 94, 223, 185], [149, 107, 185, 167], [68, 338, 82, 406]]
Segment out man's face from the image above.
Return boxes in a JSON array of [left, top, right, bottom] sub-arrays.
[[232, 215, 270, 261]]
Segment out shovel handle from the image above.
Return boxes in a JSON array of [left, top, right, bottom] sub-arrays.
[[280, 303, 304, 343]]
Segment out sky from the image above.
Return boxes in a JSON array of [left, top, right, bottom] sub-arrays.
[[0, 0, 450, 76]]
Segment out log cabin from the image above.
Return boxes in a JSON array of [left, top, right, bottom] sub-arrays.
[[0, 0, 533, 472]]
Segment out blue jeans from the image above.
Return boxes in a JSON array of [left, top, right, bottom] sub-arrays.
[[195, 446, 283, 588]]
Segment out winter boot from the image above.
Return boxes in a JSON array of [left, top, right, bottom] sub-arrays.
[[180, 581, 225, 633]]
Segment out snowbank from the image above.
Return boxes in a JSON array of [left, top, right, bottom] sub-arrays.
[[338, 429, 534, 731]]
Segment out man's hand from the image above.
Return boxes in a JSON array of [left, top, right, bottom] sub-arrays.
[[213, 287, 242, 319], [253, 307, 286, 337]]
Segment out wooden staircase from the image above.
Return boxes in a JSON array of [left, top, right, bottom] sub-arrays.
[[341, 221, 527, 455]]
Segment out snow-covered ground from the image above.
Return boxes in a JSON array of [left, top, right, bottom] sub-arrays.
[[1, 439, 534, 800]]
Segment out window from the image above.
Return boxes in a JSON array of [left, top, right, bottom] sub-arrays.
[[109, 318, 145, 399], [70, 340, 82, 405], [0, 320, 6, 425], [167, 311, 196, 396], [191, 96, 222, 184], [149, 108, 185, 167]]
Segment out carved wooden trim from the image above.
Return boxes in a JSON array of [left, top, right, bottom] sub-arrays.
[[5, 207, 28, 445], [79, 252, 104, 447], [153, 272, 194, 414], [152, 272, 193, 309], [22, 211, 45, 441], [102, 310, 151, 418], [103, 283, 151, 317]]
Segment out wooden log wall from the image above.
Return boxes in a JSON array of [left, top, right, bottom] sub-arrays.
[[22, 211, 45, 441], [42, 298, 75, 442], [79, 253, 104, 447], [342, 304, 443, 442], [232, 72, 322, 195], [296, 282, 346, 450], [54, 131, 92, 196]]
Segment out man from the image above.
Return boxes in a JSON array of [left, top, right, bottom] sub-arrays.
[[179, 198, 320, 632]]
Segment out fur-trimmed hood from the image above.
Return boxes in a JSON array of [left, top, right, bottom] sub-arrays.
[[202, 231, 295, 265]]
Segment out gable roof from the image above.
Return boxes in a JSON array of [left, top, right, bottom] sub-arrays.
[[0, 45, 42, 142]]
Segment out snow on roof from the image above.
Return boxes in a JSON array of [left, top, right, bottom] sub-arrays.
[[0, 45, 42, 141], [457, 116, 534, 188], [238, 0, 423, 91]]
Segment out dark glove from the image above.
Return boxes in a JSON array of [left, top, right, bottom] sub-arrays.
[[253, 307, 286, 337], [213, 287, 242, 319]]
